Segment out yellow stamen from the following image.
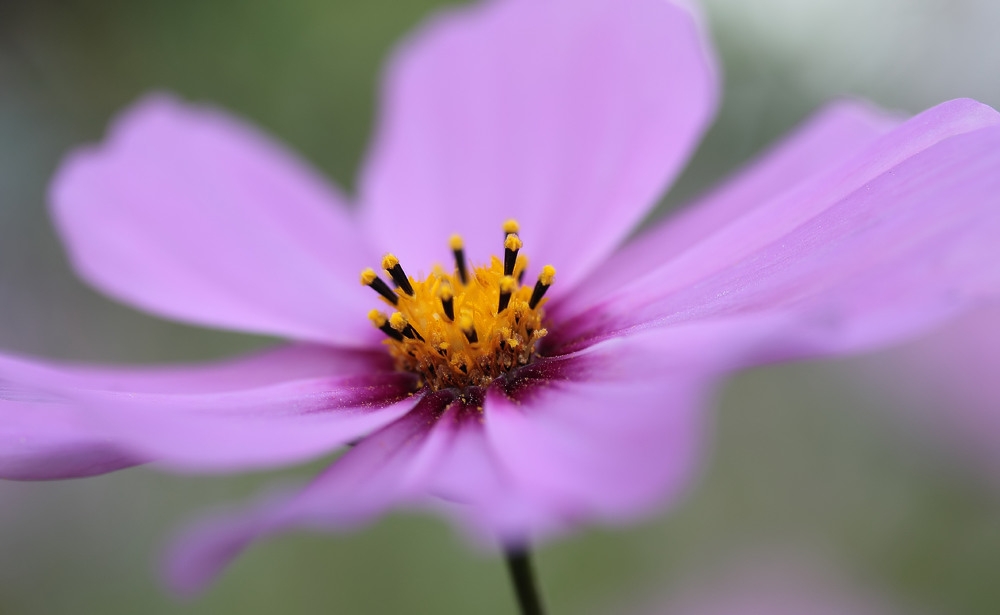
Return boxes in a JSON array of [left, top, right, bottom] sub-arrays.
[[360, 267, 399, 304], [539, 265, 556, 286], [362, 222, 553, 391], [529, 265, 556, 309], [368, 309, 387, 327], [369, 309, 403, 340], [498, 275, 516, 313], [502, 219, 520, 234], [439, 280, 454, 301], [458, 312, 478, 344], [382, 253, 414, 296], [450, 234, 468, 284], [381, 254, 400, 270], [514, 254, 529, 282], [503, 233, 522, 276], [504, 234, 522, 251], [439, 280, 455, 321], [389, 312, 408, 332]]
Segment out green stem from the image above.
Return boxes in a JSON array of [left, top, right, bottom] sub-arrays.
[[504, 547, 546, 615]]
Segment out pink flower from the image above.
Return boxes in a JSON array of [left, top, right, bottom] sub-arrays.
[[3, 0, 1000, 594]]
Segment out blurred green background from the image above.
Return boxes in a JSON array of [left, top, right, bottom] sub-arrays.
[[2, 0, 1000, 613]]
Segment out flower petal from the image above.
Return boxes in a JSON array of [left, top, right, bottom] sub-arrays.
[[569, 99, 903, 309], [360, 0, 718, 289], [166, 393, 552, 594], [59, 343, 387, 394], [165, 392, 460, 594], [476, 319, 796, 540], [0, 344, 416, 476], [164, 322, 767, 592], [0, 398, 139, 481], [51, 94, 379, 346], [483, 367, 705, 532], [551, 99, 1000, 355]]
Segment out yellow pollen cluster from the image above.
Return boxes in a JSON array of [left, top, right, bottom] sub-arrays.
[[361, 220, 555, 391]]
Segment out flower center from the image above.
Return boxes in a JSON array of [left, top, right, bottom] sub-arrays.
[[360, 219, 556, 391]]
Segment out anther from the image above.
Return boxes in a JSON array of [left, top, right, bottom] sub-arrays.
[[389, 312, 424, 341], [502, 219, 520, 235], [458, 312, 478, 344], [381, 253, 415, 296], [449, 234, 468, 285], [498, 275, 516, 313], [503, 233, 522, 277], [528, 265, 556, 309], [439, 280, 455, 321], [369, 309, 403, 341], [360, 268, 399, 305]]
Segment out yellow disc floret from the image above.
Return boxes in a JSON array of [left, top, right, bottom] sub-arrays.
[[359, 221, 555, 391]]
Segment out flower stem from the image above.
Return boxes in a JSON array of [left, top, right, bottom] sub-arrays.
[[504, 547, 546, 615]]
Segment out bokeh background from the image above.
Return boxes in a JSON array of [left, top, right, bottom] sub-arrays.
[[2, 0, 999, 613]]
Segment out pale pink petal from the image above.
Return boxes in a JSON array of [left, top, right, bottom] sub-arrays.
[[164, 321, 778, 592], [573, 99, 903, 306], [0, 345, 417, 476], [483, 376, 704, 532], [80, 375, 417, 473], [165, 393, 461, 594], [61, 343, 390, 394], [51, 94, 379, 346], [551, 99, 1000, 356], [476, 320, 800, 542], [0, 398, 139, 480], [360, 0, 718, 290], [166, 394, 568, 592]]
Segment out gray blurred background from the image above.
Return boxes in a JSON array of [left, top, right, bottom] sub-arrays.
[[1, 0, 999, 613]]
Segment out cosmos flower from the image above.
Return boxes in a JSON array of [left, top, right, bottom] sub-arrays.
[[3, 0, 1000, 594]]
